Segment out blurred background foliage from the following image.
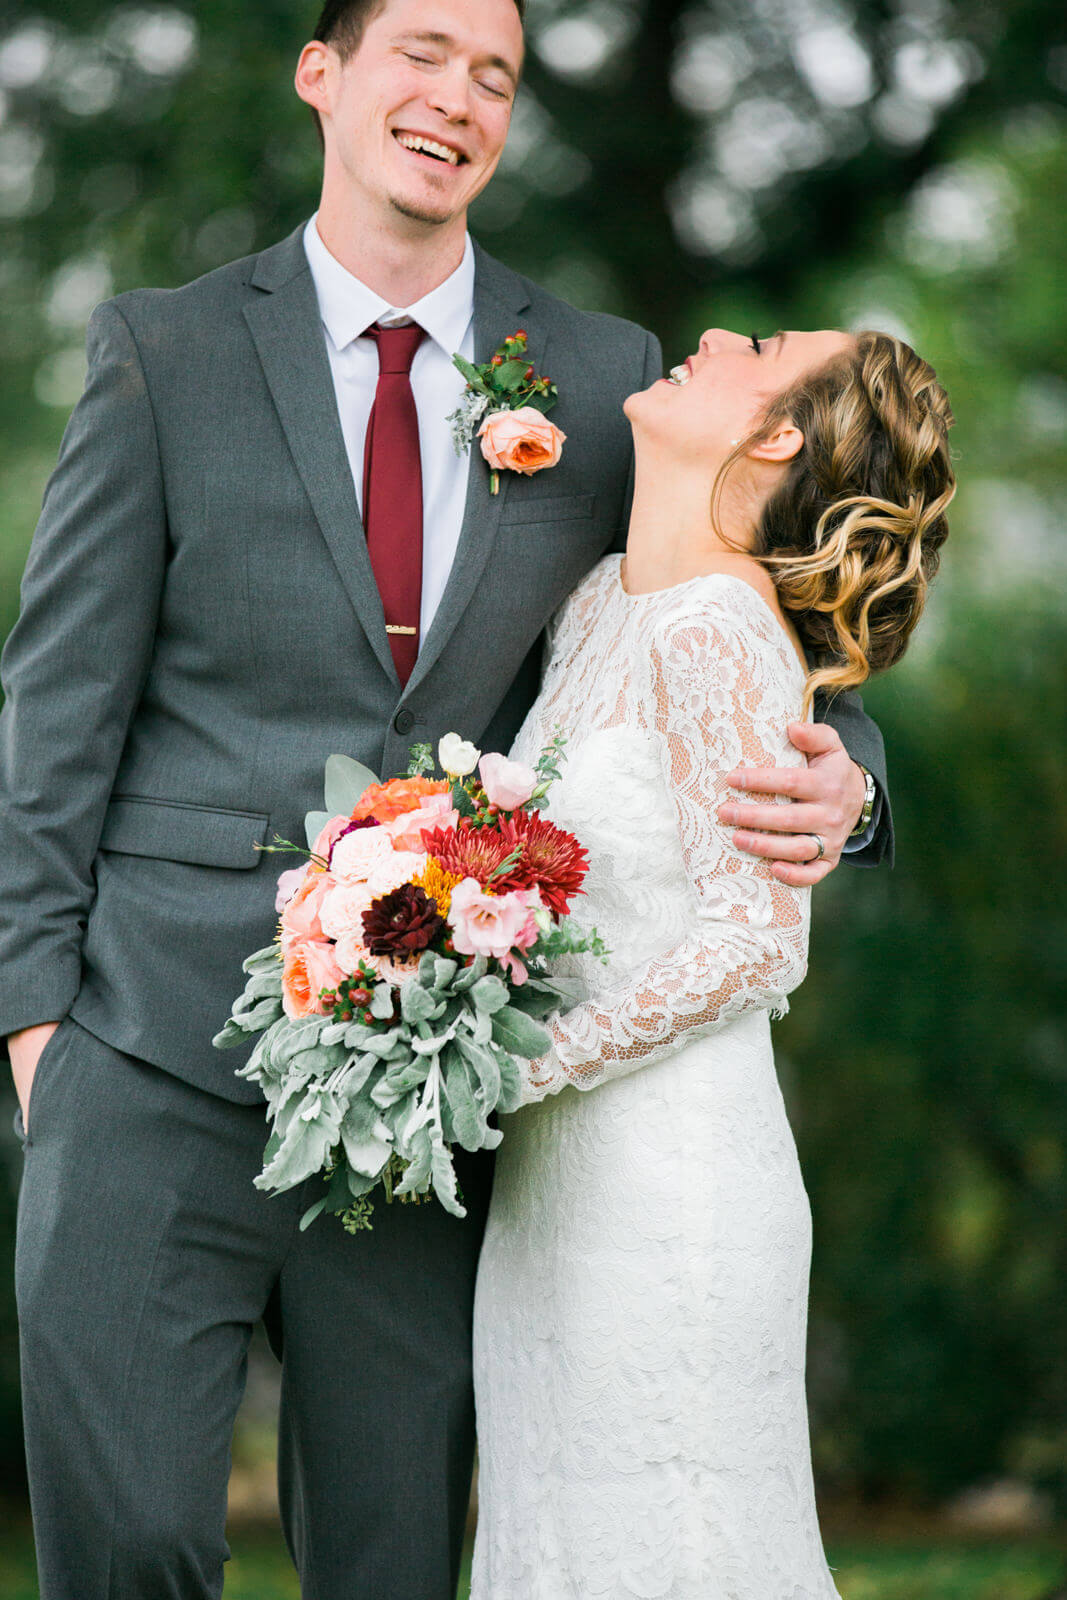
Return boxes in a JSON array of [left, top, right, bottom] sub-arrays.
[[0, 0, 1065, 1554]]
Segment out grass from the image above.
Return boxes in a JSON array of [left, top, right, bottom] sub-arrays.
[[0, 1522, 1063, 1598]]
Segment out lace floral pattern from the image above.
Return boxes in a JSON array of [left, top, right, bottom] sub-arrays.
[[471, 556, 841, 1599]]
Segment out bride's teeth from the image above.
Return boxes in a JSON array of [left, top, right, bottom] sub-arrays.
[[668, 364, 691, 386], [396, 132, 460, 165]]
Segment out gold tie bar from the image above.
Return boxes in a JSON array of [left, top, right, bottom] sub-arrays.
[[386, 625, 418, 636]]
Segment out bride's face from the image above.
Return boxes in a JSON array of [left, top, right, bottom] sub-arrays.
[[626, 326, 853, 466]]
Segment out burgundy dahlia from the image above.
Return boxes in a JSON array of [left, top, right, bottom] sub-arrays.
[[361, 884, 445, 958]]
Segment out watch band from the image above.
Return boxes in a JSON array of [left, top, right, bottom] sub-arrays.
[[849, 764, 877, 838]]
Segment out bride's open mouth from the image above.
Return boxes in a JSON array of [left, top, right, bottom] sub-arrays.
[[392, 129, 468, 168]]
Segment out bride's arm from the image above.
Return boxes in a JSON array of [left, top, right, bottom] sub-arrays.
[[523, 607, 811, 1102]]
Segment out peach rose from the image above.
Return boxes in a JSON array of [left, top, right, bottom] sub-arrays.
[[279, 872, 332, 951], [478, 407, 566, 476], [282, 938, 344, 1018]]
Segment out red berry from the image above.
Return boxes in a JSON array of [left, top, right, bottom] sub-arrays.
[[363, 1010, 374, 1025], [524, 366, 534, 381], [492, 354, 504, 366], [515, 329, 527, 341]]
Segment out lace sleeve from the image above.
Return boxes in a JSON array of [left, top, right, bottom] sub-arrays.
[[522, 601, 811, 1102]]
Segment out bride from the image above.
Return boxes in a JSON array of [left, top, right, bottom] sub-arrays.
[[471, 325, 955, 1598]]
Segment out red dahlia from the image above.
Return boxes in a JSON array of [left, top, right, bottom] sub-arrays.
[[425, 813, 587, 917], [421, 824, 517, 885]]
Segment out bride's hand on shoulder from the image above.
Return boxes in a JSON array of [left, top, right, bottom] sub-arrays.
[[716, 721, 868, 887]]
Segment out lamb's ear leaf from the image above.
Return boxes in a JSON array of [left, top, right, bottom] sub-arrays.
[[324, 754, 380, 818]]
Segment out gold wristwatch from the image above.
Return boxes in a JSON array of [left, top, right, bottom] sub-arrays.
[[849, 764, 877, 837]]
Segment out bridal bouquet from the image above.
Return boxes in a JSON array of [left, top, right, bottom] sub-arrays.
[[214, 733, 602, 1232]]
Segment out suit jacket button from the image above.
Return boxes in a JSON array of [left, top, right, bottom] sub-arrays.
[[394, 710, 415, 735]]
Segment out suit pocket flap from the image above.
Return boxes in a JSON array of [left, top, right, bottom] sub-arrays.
[[100, 796, 269, 870], [500, 492, 596, 525]]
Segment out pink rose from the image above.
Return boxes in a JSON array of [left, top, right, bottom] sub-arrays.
[[479, 752, 537, 811], [478, 407, 566, 477], [381, 792, 458, 852], [312, 815, 352, 862], [448, 879, 541, 965], [280, 873, 332, 950], [282, 937, 344, 1019]]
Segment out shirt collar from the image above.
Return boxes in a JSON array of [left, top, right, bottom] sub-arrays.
[[303, 213, 475, 357]]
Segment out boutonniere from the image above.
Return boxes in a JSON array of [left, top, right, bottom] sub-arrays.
[[447, 329, 567, 494]]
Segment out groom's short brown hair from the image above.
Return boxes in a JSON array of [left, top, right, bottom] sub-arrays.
[[313, 0, 526, 61]]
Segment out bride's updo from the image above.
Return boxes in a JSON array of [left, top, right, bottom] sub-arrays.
[[723, 332, 956, 704]]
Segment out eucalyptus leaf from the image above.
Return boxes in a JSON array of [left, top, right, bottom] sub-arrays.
[[304, 809, 330, 850], [324, 753, 380, 816], [298, 1197, 328, 1232]]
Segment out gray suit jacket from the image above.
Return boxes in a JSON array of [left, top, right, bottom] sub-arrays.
[[0, 224, 891, 1098]]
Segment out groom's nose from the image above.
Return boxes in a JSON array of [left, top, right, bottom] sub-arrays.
[[428, 67, 473, 125]]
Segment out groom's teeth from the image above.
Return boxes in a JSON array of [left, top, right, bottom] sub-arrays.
[[668, 364, 691, 385], [396, 132, 461, 165]]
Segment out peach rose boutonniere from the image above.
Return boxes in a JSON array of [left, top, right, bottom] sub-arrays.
[[448, 329, 566, 494]]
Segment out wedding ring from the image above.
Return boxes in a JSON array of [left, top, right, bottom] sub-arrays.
[[808, 834, 826, 862]]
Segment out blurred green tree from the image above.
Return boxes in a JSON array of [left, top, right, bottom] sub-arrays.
[[0, 0, 1064, 1510]]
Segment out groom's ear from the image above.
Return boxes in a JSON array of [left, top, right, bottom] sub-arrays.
[[747, 423, 804, 464]]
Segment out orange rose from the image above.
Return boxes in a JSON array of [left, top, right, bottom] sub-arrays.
[[351, 776, 450, 825], [478, 407, 566, 476]]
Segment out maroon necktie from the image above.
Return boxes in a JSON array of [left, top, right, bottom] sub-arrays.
[[362, 321, 426, 686]]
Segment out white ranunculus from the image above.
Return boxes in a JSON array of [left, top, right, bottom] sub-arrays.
[[439, 732, 481, 779]]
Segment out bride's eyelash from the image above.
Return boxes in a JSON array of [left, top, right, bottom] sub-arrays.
[[749, 333, 762, 355]]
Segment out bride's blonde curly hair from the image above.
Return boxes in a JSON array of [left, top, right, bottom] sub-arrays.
[[716, 331, 956, 708]]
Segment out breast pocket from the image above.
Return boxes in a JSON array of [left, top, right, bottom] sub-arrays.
[[500, 492, 597, 527]]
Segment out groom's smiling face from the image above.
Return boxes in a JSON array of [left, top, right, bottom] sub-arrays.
[[305, 0, 523, 229]]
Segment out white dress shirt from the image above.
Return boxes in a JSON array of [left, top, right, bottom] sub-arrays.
[[303, 213, 476, 642]]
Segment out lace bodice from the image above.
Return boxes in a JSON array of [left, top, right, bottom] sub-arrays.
[[513, 553, 811, 1099]]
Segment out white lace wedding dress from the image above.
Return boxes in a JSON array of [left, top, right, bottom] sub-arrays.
[[471, 554, 841, 1599]]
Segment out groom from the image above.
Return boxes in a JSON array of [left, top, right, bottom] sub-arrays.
[[1, 1, 891, 1595]]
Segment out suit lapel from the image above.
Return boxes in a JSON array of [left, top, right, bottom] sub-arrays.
[[403, 244, 535, 697], [243, 228, 398, 685]]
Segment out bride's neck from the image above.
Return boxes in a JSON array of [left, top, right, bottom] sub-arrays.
[[623, 441, 754, 595]]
